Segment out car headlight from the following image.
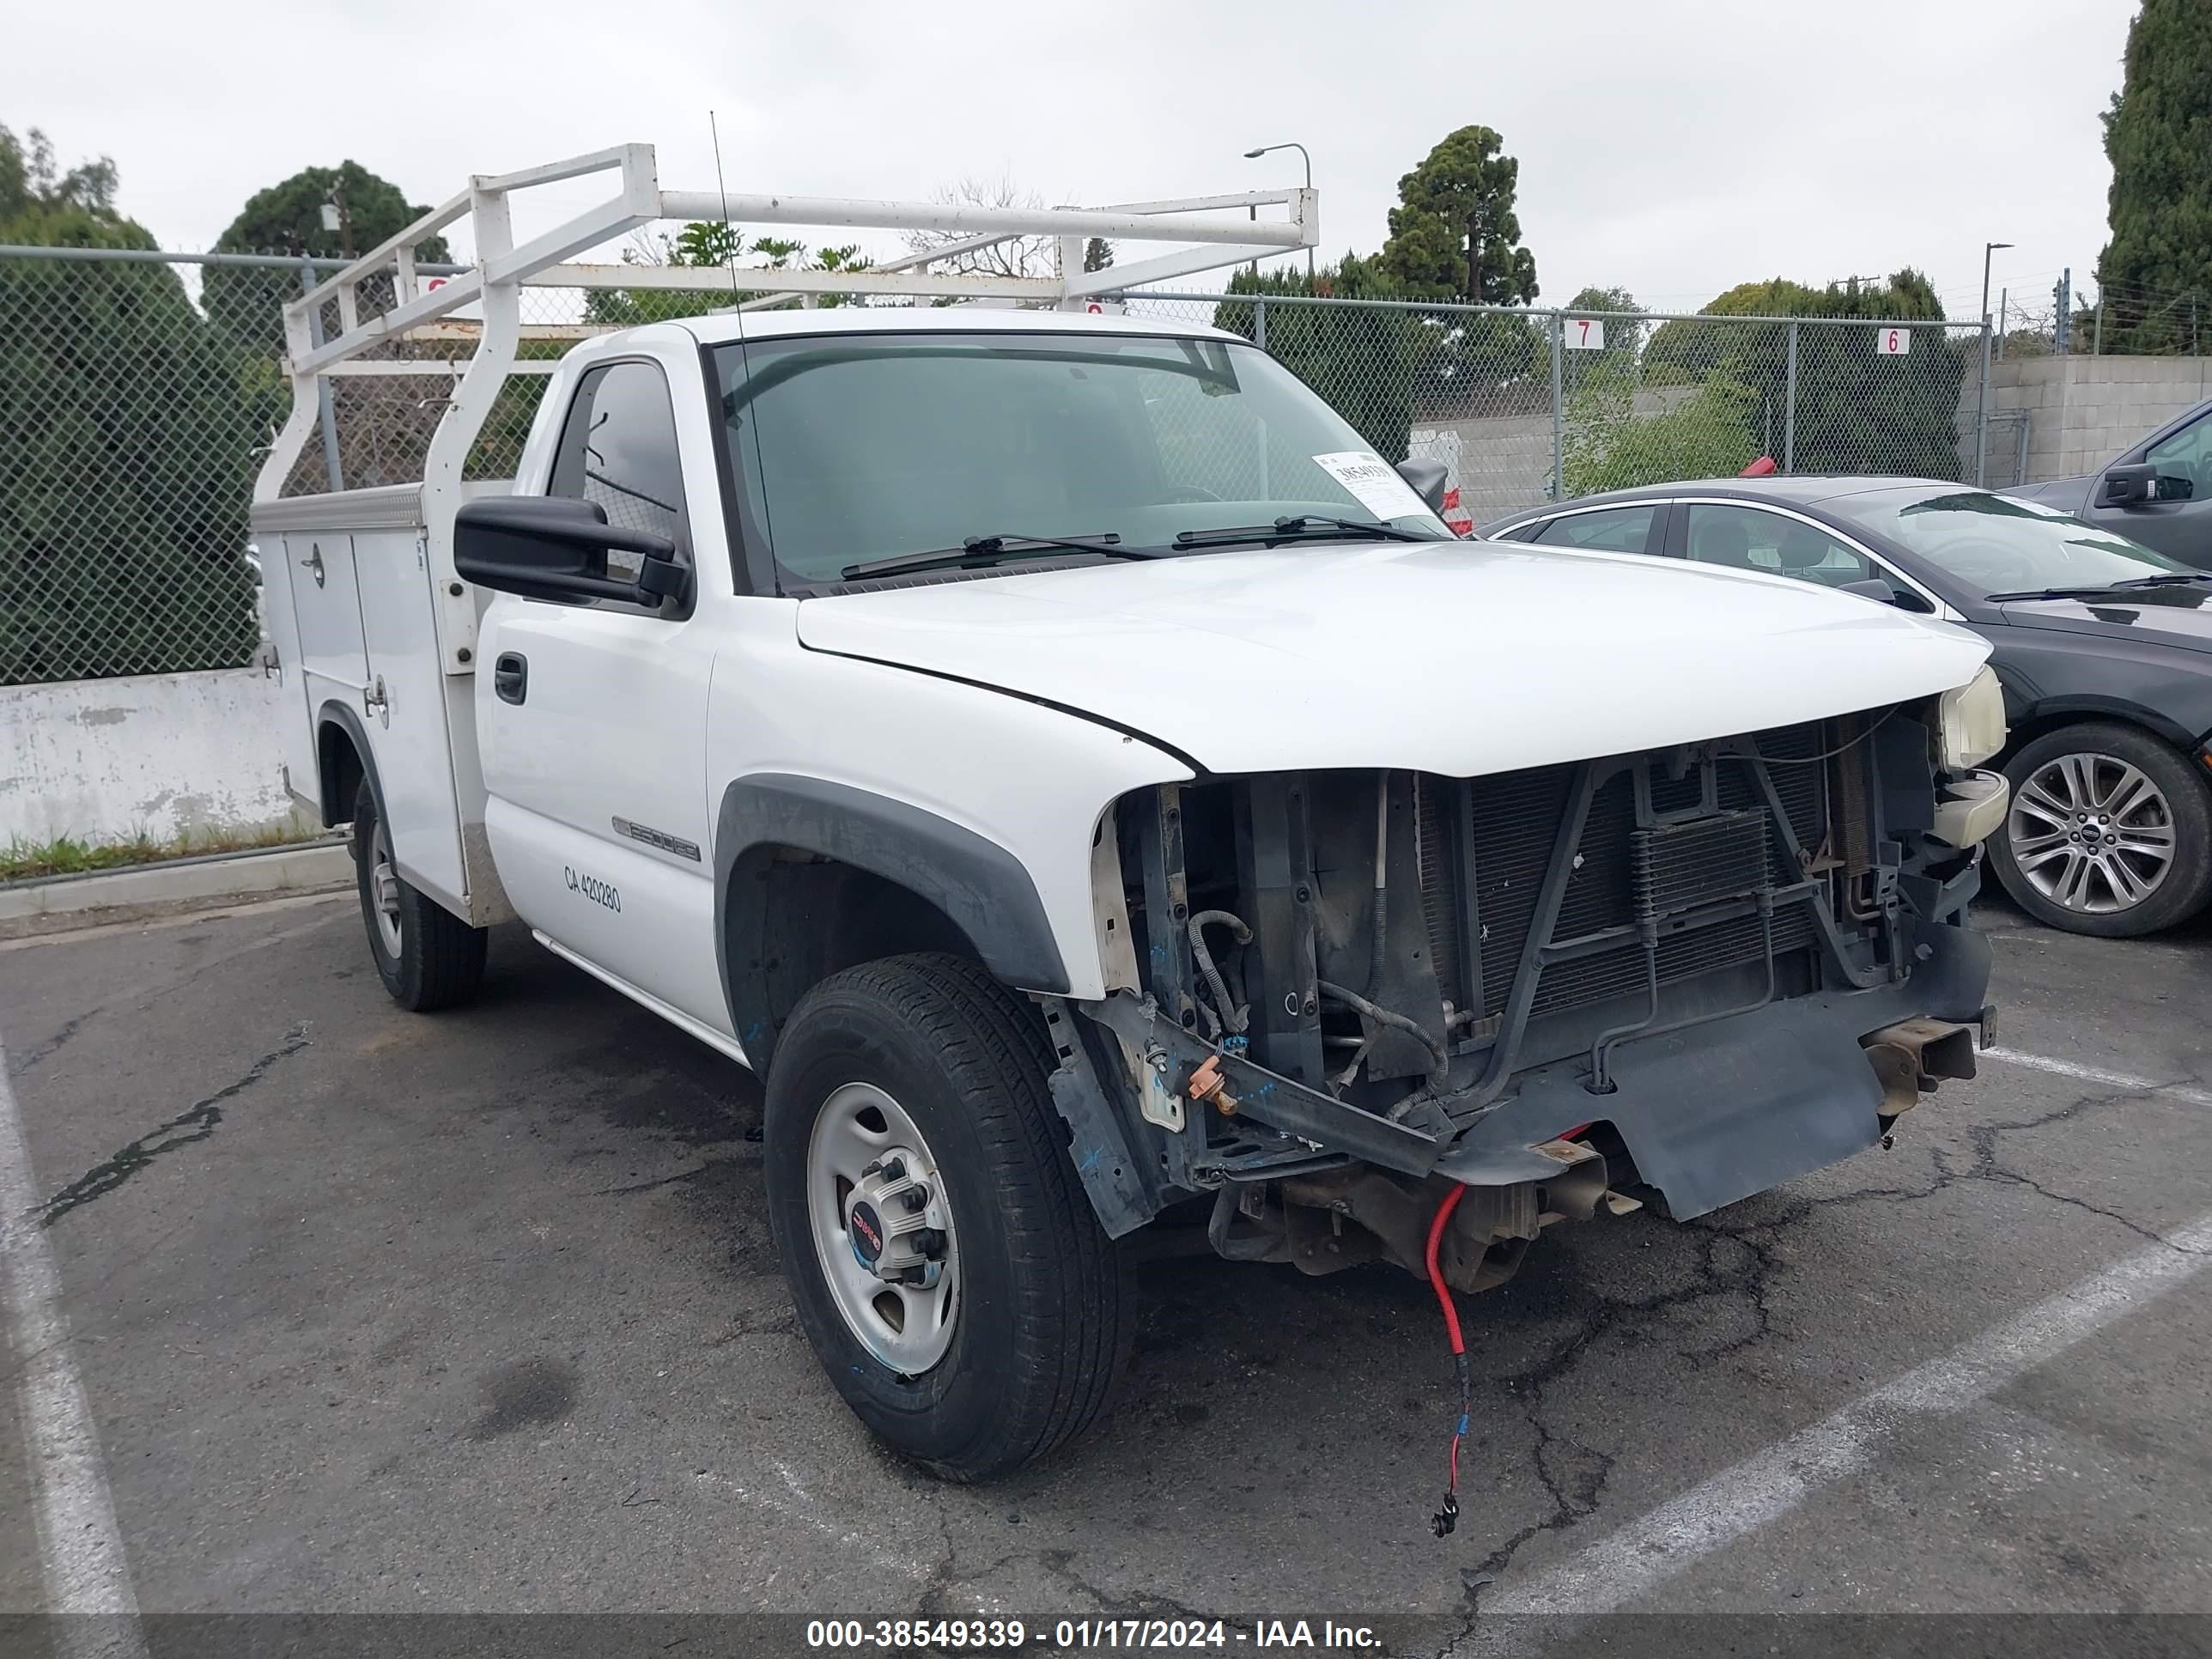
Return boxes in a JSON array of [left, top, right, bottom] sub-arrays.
[[1938, 663, 2006, 770]]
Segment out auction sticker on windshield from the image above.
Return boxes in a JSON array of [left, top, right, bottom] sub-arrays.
[[1311, 451, 1431, 522]]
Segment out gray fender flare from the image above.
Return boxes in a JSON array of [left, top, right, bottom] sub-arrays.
[[714, 774, 1071, 1067]]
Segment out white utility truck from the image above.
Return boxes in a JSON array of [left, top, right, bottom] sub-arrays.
[[252, 146, 2009, 1489]]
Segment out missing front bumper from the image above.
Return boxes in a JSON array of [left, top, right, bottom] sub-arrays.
[[1079, 910, 1995, 1225]]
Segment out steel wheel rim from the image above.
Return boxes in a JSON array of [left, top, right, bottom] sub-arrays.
[[2007, 751, 2177, 915], [805, 1081, 959, 1376], [368, 818, 404, 955]]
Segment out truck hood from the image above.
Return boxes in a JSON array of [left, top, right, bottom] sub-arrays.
[[2002, 477, 2094, 513], [794, 540, 1991, 776]]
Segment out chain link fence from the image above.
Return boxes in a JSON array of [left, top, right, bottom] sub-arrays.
[[2, 243, 1996, 689], [1115, 290, 1994, 530], [3, 247, 268, 685], [0, 246, 642, 687]]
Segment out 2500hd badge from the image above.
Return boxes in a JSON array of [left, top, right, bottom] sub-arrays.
[[564, 867, 620, 913]]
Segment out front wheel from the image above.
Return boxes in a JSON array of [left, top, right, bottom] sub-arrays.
[[763, 953, 1130, 1481], [1989, 722, 2212, 937], [353, 779, 488, 1010]]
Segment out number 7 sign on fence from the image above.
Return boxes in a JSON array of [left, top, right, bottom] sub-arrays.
[[1564, 318, 1606, 350], [1874, 325, 1912, 356]]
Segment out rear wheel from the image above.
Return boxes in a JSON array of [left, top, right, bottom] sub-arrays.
[[354, 778, 488, 1010], [1989, 722, 2212, 937], [763, 953, 1130, 1481]]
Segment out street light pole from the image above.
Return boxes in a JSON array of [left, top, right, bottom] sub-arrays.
[[1980, 240, 2012, 337], [1976, 241, 2010, 489], [1243, 143, 1315, 281]]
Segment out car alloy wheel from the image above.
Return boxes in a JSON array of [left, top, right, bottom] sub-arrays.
[[2005, 750, 2177, 916]]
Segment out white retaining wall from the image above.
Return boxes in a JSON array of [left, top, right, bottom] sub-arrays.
[[0, 667, 299, 848]]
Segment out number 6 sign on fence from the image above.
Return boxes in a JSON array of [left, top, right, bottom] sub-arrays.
[[1874, 325, 1911, 356]]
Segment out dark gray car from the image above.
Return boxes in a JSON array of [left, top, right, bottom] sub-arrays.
[[2008, 395, 2212, 567], [1480, 477, 2212, 938]]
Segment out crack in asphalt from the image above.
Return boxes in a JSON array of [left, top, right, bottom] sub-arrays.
[[30, 1024, 312, 1229], [1449, 1071, 2205, 1633], [6, 1010, 98, 1078], [1027, 1547, 1221, 1626], [593, 1161, 715, 1196], [1459, 1224, 1762, 1610], [876, 1073, 2200, 1638], [1736, 1080, 2212, 1256], [589, 1147, 761, 1198]]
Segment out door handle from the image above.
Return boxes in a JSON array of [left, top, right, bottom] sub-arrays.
[[299, 544, 325, 588], [494, 652, 528, 705]]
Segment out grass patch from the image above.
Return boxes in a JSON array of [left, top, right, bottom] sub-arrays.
[[0, 818, 328, 884]]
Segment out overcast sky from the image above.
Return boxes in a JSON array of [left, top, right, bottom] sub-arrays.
[[5, 0, 2140, 320]]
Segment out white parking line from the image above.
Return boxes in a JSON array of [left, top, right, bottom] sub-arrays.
[[1478, 1210, 2212, 1620], [1981, 1046, 2212, 1105], [0, 1040, 149, 1659]]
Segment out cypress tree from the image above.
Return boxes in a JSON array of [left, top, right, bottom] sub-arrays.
[[2095, 0, 2212, 355]]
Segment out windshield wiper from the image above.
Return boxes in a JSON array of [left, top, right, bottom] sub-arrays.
[[841, 533, 1165, 582], [1171, 515, 1450, 551], [1985, 573, 2209, 602]]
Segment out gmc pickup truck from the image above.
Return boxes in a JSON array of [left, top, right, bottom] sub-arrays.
[[250, 148, 2008, 1488]]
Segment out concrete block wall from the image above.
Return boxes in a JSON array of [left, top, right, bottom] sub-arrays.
[[1980, 356, 2212, 484], [0, 667, 300, 848]]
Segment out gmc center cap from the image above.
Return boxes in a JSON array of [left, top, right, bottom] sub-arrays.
[[849, 1200, 888, 1268]]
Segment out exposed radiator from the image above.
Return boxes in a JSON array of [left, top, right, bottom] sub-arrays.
[[1417, 721, 1834, 1028]]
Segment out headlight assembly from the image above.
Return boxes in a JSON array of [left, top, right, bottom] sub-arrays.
[[1938, 663, 2007, 770]]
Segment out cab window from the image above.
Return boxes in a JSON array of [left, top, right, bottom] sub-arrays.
[[549, 360, 689, 589]]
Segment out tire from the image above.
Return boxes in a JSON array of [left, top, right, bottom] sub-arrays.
[[353, 778, 488, 1011], [763, 952, 1130, 1481], [1989, 721, 2212, 938]]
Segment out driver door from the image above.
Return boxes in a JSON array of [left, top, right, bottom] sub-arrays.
[[2082, 405, 2212, 566], [477, 356, 728, 1034]]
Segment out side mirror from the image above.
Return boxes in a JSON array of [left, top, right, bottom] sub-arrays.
[[2157, 473, 2196, 501], [1837, 577, 1936, 614], [1395, 456, 1449, 514], [1838, 577, 1900, 605], [454, 495, 690, 608], [2099, 463, 2157, 507]]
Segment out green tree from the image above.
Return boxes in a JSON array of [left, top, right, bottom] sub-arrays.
[[2094, 0, 2212, 354], [1380, 125, 1539, 306], [202, 161, 449, 350], [1563, 363, 1759, 495], [582, 224, 876, 327], [1374, 128, 1545, 412], [1212, 253, 1420, 461], [0, 125, 258, 683], [0, 125, 118, 229], [1642, 270, 1966, 478], [1644, 277, 1823, 380]]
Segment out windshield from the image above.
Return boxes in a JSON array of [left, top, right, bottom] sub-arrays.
[[1824, 486, 2191, 598], [709, 331, 1449, 586]]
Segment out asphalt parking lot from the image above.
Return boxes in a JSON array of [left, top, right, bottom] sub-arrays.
[[2, 885, 2209, 1653]]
